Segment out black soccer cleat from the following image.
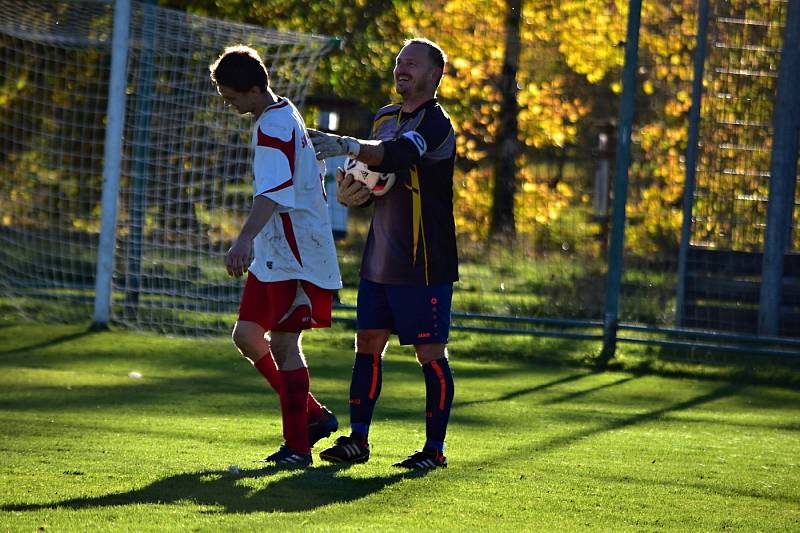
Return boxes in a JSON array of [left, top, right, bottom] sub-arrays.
[[392, 449, 447, 470], [318, 435, 370, 464], [256, 444, 312, 468], [308, 408, 339, 448]]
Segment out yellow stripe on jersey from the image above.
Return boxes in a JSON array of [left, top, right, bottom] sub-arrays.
[[409, 166, 430, 285], [371, 112, 398, 138]]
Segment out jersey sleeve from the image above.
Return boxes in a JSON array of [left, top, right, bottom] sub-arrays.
[[253, 121, 297, 208], [375, 107, 455, 173]]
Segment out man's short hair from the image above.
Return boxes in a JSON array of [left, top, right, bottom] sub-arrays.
[[209, 45, 270, 93], [403, 37, 448, 71]]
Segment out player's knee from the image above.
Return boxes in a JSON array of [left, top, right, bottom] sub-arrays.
[[278, 350, 306, 371], [231, 322, 265, 355], [415, 344, 447, 365], [270, 331, 304, 370], [356, 329, 390, 354], [230, 324, 249, 351], [269, 331, 297, 353]]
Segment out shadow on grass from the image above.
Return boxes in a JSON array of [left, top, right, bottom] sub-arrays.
[[540, 376, 637, 405], [609, 342, 800, 389], [456, 372, 597, 408], [0, 329, 97, 356], [520, 382, 744, 457], [587, 470, 799, 506], [2, 464, 426, 514]]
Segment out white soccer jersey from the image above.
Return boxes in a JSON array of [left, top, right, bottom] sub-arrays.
[[247, 97, 342, 290]]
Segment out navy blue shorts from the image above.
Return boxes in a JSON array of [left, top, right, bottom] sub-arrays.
[[356, 278, 453, 345]]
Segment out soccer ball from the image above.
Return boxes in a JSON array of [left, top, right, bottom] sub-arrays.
[[344, 158, 396, 196]]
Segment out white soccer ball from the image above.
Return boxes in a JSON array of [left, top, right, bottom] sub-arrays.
[[344, 158, 396, 196]]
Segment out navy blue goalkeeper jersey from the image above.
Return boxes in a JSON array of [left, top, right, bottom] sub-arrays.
[[360, 98, 458, 286]]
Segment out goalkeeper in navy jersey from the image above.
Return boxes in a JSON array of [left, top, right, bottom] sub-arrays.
[[309, 38, 457, 470]]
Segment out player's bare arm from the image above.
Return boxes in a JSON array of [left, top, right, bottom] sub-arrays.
[[225, 194, 277, 277], [350, 139, 384, 166]]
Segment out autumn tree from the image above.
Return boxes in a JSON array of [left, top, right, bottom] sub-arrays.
[[148, 1, 794, 255], [161, 0, 407, 113], [491, 0, 523, 240]]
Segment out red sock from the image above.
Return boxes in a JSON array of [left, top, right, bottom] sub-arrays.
[[307, 393, 325, 420], [255, 353, 324, 422], [280, 367, 310, 454], [254, 353, 283, 394]]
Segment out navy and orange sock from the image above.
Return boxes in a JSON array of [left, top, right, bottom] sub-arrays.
[[422, 357, 454, 453], [349, 352, 382, 441]]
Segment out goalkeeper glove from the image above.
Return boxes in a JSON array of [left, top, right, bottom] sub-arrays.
[[308, 128, 361, 160]]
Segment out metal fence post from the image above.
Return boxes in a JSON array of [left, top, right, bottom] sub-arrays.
[[759, 0, 800, 336], [675, 0, 711, 327], [598, 0, 643, 366]]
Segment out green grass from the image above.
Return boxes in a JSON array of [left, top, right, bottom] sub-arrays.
[[1, 322, 799, 532]]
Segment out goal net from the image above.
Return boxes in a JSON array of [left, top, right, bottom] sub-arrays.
[[0, 0, 338, 334]]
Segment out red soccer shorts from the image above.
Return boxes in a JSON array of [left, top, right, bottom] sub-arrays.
[[238, 273, 333, 333]]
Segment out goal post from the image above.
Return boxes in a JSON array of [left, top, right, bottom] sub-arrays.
[[92, 0, 131, 330], [0, 0, 338, 334]]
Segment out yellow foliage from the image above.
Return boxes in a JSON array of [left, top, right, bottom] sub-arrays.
[[400, 0, 721, 254]]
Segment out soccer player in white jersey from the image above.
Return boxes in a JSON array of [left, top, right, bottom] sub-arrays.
[[209, 45, 342, 467]]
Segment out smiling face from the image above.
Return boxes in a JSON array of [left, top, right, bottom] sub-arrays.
[[393, 43, 441, 106]]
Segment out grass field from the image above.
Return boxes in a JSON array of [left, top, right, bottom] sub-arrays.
[[1, 321, 799, 532]]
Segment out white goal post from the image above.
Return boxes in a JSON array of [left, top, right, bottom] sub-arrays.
[[93, 0, 131, 328], [0, 0, 338, 334]]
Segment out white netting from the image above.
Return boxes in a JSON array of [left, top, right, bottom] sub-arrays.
[[0, 0, 337, 333]]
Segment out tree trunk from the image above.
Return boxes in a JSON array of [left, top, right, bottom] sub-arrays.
[[490, 0, 523, 240]]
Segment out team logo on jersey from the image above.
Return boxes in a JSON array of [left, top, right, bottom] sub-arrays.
[[402, 131, 427, 156]]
